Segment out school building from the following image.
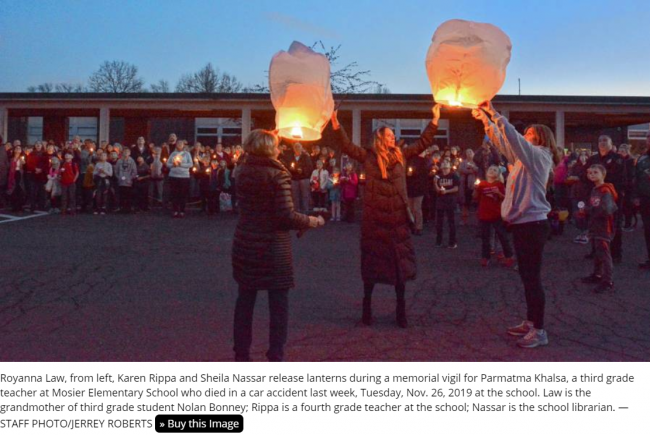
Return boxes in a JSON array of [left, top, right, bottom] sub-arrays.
[[1, 93, 649, 152]]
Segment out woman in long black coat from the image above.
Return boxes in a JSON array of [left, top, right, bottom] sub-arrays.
[[232, 129, 324, 362], [331, 105, 441, 328]]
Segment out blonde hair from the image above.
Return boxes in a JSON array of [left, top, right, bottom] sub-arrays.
[[243, 129, 278, 157], [526, 124, 561, 165], [373, 127, 403, 179]]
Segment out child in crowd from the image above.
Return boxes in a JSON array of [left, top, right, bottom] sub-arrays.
[[115, 148, 137, 213], [474, 165, 515, 267], [340, 162, 358, 223], [108, 151, 120, 211], [82, 156, 95, 213], [327, 167, 342, 221], [135, 156, 151, 211], [47, 157, 62, 213], [217, 159, 232, 212], [310, 159, 329, 212], [581, 164, 618, 293], [435, 160, 459, 248], [150, 147, 165, 208], [207, 158, 221, 215], [93, 151, 113, 215], [59, 152, 79, 215]]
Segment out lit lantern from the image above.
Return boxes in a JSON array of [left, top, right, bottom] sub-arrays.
[[425, 19, 512, 108], [269, 41, 334, 141], [474, 178, 481, 186]]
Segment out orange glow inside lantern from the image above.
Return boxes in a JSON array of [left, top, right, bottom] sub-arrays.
[[426, 19, 512, 109], [270, 41, 334, 141]]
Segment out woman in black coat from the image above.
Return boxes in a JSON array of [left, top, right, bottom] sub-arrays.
[[232, 129, 325, 362], [330, 105, 441, 328]]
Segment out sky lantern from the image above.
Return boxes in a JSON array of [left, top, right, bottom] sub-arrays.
[[425, 19, 512, 109], [269, 41, 334, 141]]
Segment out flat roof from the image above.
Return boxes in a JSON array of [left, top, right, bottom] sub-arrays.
[[2, 93, 650, 106]]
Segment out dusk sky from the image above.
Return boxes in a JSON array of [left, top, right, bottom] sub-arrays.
[[1, 0, 649, 95]]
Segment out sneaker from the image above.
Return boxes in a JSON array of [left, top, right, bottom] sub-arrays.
[[507, 320, 534, 337], [639, 261, 650, 270], [593, 281, 614, 294], [573, 234, 589, 245], [448, 243, 458, 249], [581, 274, 602, 284], [480, 259, 490, 267], [517, 328, 549, 348], [100, 211, 106, 215], [173, 212, 179, 218], [179, 212, 185, 218], [622, 226, 634, 233], [93, 211, 99, 215], [501, 257, 516, 268]]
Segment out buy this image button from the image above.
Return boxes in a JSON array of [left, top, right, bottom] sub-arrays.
[[155, 415, 243, 433]]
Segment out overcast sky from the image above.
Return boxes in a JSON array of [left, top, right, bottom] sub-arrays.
[[1, 0, 648, 95]]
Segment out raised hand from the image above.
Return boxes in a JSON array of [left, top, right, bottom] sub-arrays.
[[432, 104, 442, 126], [472, 109, 490, 128], [331, 110, 340, 130]]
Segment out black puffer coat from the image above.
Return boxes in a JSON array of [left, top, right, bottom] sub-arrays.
[[334, 122, 438, 285], [232, 154, 311, 290]]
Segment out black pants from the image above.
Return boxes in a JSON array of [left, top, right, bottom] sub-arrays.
[[640, 197, 650, 262], [480, 219, 513, 259], [622, 192, 635, 228], [511, 220, 550, 330], [364, 282, 405, 299], [611, 196, 623, 260], [170, 177, 190, 213], [312, 191, 326, 209], [436, 208, 456, 245], [233, 288, 289, 362], [135, 181, 150, 211], [207, 190, 220, 214], [343, 199, 355, 222], [27, 175, 46, 211], [119, 186, 133, 213]]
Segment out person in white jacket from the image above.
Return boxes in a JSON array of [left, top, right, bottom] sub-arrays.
[[310, 159, 330, 212], [166, 139, 193, 218], [473, 101, 561, 349]]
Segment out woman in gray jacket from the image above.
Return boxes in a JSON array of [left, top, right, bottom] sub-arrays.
[[166, 139, 193, 218], [474, 102, 561, 349], [115, 147, 138, 213]]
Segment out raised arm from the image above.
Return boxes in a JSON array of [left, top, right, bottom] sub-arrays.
[[330, 111, 368, 163], [403, 104, 441, 159], [473, 108, 515, 164]]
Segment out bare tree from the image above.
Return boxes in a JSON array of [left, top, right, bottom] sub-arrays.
[[27, 83, 54, 93], [175, 63, 243, 93], [251, 41, 385, 94], [55, 83, 86, 92], [88, 61, 145, 93], [150, 79, 171, 93]]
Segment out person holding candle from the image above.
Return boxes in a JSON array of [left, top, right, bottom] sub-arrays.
[[326, 167, 342, 221], [310, 159, 329, 212], [59, 151, 79, 215], [473, 101, 561, 349], [474, 165, 514, 267], [7, 145, 26, 212], [406, 148, 430, 236], [330, 104, 441, 328], [434, 160, 460, 248], [459, 148, 479, 226], [93, 151, 113, 215], [287, 142, 313, 213], [232, 129, 325, 362], [115, 148, 138, 214], [340, 162, 359, 223], [166, 139, 193, 218], [150, 147, 165, 208]]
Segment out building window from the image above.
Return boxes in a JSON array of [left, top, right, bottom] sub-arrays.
[[628, 123, 649, 141], [195, 118, 242, 147], [27, 117, 43, 145], [372, 119, 450, 145], [68, 117, 98, 142]]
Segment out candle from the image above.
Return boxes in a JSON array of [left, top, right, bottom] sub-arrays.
[[291, 161, 296, 169], [474, 178, 481, 186], [192, 167, 197, 173], [407, 167, 413, 176], [360, 172, 366, 181], [206, 168, 211, 174], [163, 157, 167, 163]]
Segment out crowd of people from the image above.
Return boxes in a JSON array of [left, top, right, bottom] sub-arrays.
[[2, 107, 650, 360]]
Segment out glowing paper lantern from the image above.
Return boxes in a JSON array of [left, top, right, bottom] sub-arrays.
[[425, 19, 512, 108], [269, 41, 334, 141]]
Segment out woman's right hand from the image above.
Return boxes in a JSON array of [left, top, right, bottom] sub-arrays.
[[471, 109, 490, 128], [331, 110, 340, 130], [479, 101, 498, 117]]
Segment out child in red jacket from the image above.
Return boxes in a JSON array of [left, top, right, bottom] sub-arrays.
[[60, 152, 79, 215], [474, 165, 514, 267], [581, 164, 618, 293]]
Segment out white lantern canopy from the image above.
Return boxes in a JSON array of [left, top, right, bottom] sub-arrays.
[[425, 19, 512, 109], [269, 41, 334, 141]]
